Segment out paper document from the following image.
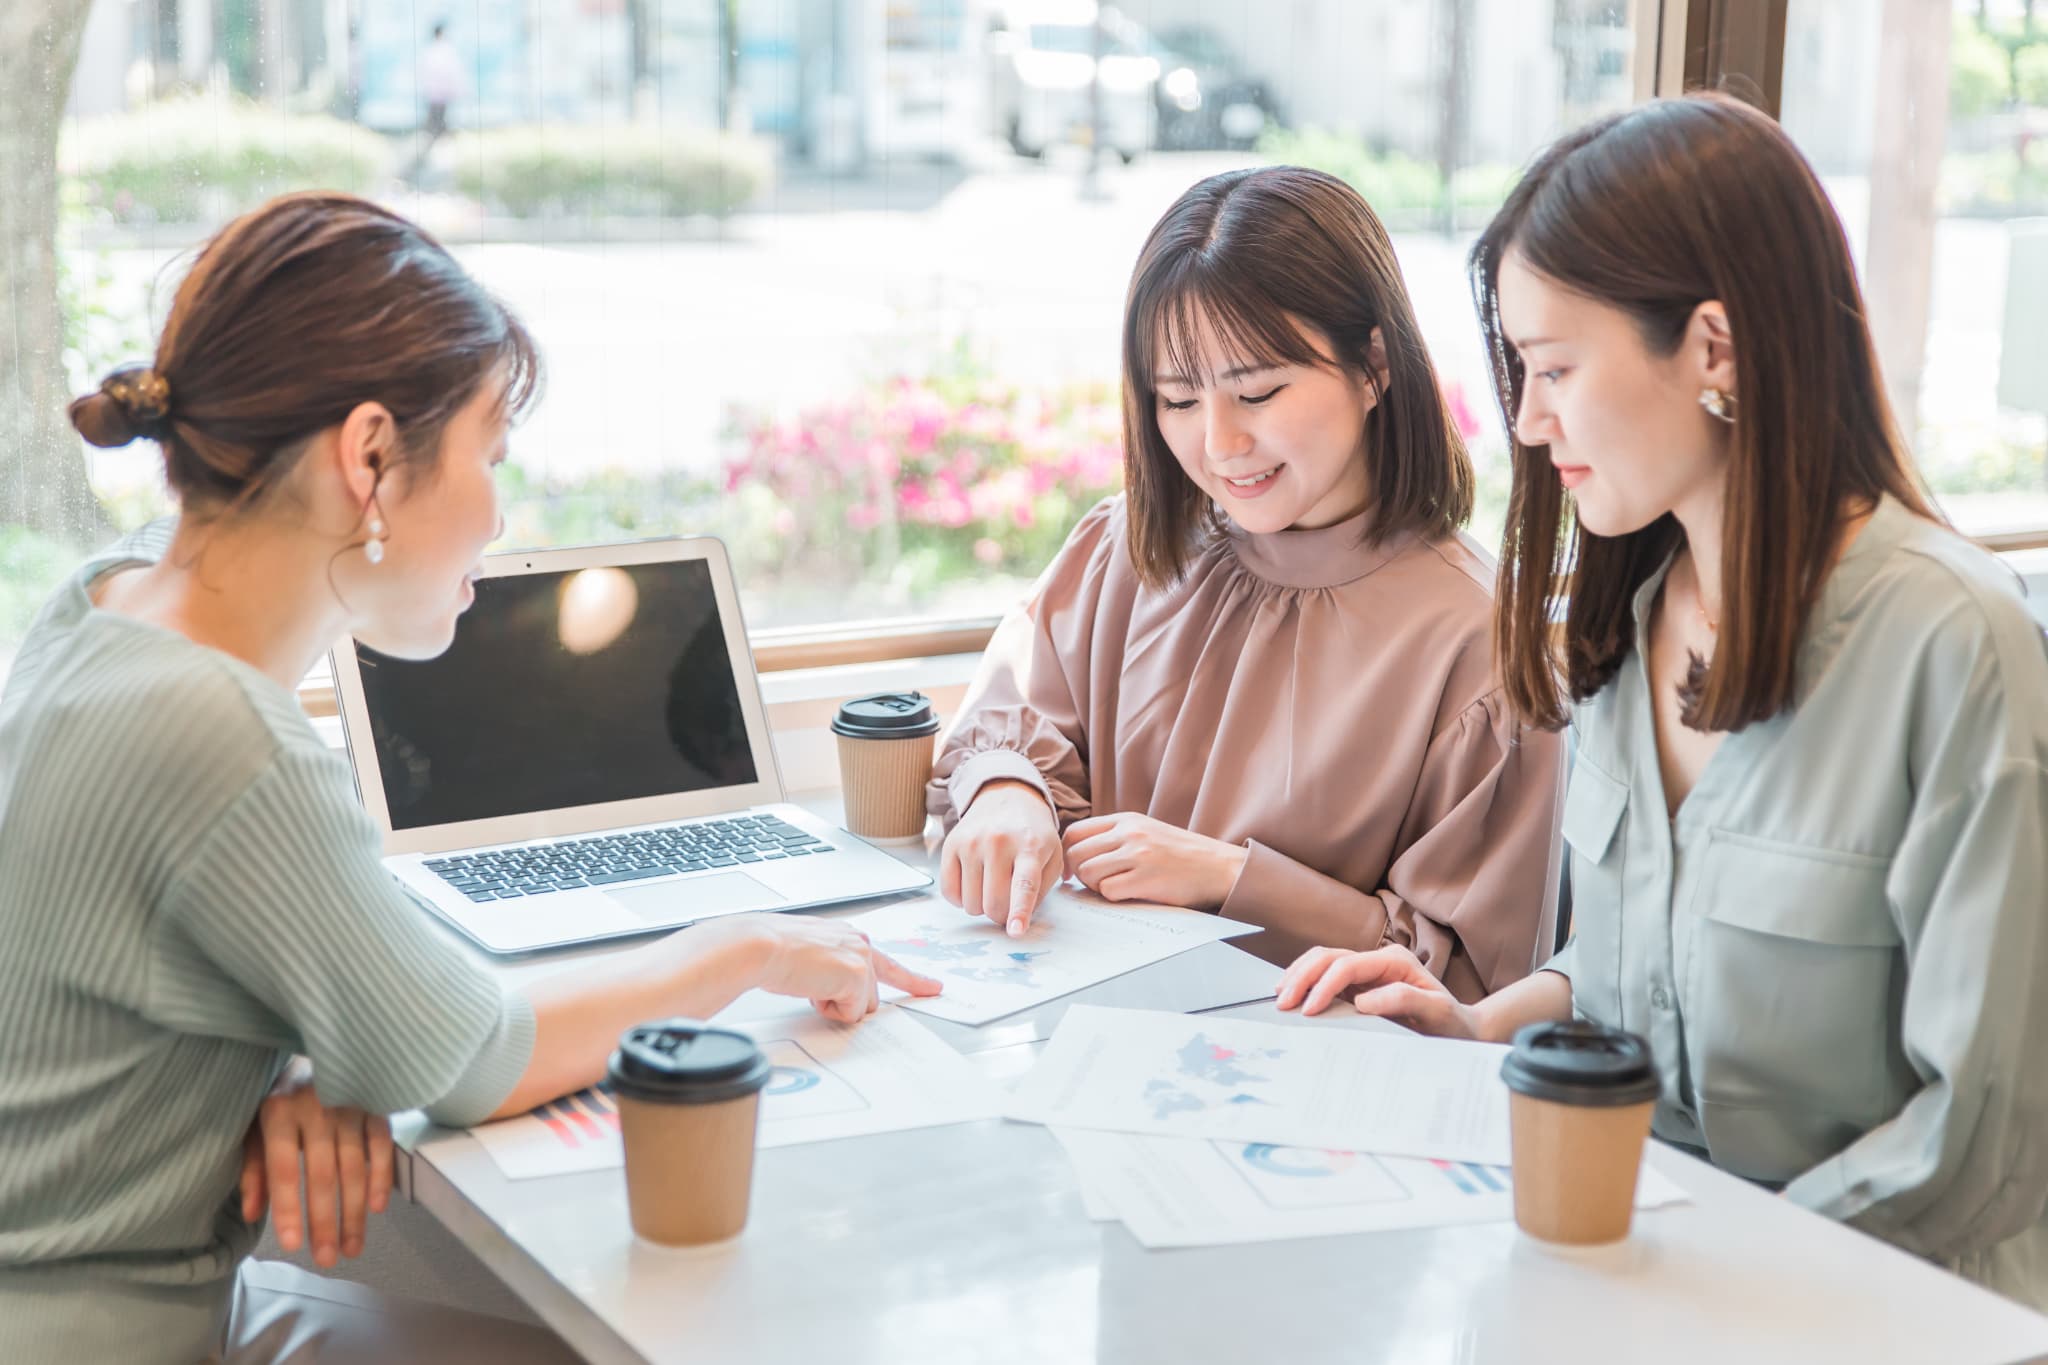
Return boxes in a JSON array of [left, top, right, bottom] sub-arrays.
[[854, 888, 1260, 1026], [459, 1005, 1002, 1181], [1055, 1128, 1689, 1247], [1007, 1005, 1515, 1165]]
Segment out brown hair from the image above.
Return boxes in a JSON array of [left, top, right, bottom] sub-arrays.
[[1471, 94, 1936, 733], [70, 192, 540, 514], [1120, 166, 1474, 587]]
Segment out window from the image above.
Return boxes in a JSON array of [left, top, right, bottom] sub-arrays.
[[7, 0, 1642, 683], [1779, 0, 2048, 547]]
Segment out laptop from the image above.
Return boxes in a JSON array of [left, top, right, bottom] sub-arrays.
[[330, 535, 932, 955]]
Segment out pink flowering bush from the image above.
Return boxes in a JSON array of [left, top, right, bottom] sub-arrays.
[[491, 363, 1498, 627], [720, 365, 1125, 602], [722, 369, 1492, 586], [1442, 377, 1484, 444]]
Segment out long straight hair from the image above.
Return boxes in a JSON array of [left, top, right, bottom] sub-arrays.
[[1471, 94, 1936, 732], [1121, 167, 1473, 587]]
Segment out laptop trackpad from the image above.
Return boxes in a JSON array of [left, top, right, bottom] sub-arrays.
[[605, 873, 786, 923]]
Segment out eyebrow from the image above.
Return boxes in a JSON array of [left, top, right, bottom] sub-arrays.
[[1510, 336, 1563, 352], [1152, 363, 1282, 387]]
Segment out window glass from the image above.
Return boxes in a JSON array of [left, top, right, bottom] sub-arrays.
[[7, 0, 1639, 680], [1782, 0, 2048, 539]]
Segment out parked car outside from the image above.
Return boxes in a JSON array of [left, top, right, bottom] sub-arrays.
[[1150, 22, 1282, 151], [987, 1, 1158, 163]]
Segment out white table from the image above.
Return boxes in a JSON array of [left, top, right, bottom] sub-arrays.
[[400, 797, 2048, 1365]]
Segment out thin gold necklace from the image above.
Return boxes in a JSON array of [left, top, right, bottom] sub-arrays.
[[1678, 553, 1720, 633]]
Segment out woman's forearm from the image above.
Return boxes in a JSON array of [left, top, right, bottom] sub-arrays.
[[488, 921, 772, 1120], [1472, 968, 1575, 1045]]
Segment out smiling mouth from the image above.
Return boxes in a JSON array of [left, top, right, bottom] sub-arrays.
[[1221, 467, 1279, 488]]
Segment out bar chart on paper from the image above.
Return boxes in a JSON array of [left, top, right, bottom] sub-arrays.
[[529, 1082, 621, 1152], [456, 1006, 1002, 1180], [1427, 1158, 1510, 1197], [517, 1039, 869, 1164]]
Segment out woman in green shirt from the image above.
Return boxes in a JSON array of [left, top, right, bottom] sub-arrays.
[[0, 192, 938, 1363], [1279, 94, 2048, 1310]]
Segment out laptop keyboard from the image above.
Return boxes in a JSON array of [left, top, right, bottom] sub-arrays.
[[425, 814, 835, 902]]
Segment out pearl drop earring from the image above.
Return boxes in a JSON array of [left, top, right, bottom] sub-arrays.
[[365, 515, 386, 565]]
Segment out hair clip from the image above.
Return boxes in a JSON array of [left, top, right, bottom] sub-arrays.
[[102, 365, 174, 439]]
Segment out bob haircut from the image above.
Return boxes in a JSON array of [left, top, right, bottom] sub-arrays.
[[1120, 166, 1474, 588]]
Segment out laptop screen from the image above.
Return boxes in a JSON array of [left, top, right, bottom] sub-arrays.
[[353, 557, 759, 831]]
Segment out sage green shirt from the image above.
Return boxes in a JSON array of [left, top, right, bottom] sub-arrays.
[[0, 524, 536, 1363], [1548, 496, 2048, 1310]]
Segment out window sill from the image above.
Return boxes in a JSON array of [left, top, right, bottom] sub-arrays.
[[749, 617, 1001, 673], [2004, 547, 2048, 628], [1974, 528, 2048, 554], [1938, 493, 2048, 553]]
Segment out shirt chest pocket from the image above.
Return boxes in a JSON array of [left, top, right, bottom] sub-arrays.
[[1686, 834, 1901, 1123], [1558, 755, 1629, 1026]]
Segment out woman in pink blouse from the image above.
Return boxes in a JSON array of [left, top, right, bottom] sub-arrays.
[[927, 166, 1563, 997]]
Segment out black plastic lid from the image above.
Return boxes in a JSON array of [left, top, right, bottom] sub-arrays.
[[605, 1019, 771, 1105], [830, 691, 940, 740], [1499, 1020, 1661, 1108]]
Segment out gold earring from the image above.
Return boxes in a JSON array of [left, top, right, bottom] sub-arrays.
[[1698, 387, 1736, 424]]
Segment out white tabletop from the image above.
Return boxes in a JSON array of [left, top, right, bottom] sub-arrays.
[[401, 798, 2048, 1365]]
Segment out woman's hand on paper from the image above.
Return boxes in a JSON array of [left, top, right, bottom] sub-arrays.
[[941, 780, 1065, 936], [1061, 812, 1249, 911], [1274, 945, 1483, 1041], [240, 1057, 393, 1268], [719, 915, 942, 1024]]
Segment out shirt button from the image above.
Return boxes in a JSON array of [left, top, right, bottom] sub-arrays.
[[1651, 986, 1671, 1010]]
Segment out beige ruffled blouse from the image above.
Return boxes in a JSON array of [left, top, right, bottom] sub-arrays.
[[928, 495, 1563, 999]]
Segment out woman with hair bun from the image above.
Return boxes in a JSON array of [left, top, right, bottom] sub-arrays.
[[0, 192, 939, 1363]]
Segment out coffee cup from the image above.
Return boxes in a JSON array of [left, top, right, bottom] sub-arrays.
[[1499, 1019, 1661, 1245], [831, 691, 941, 842], [608, 1019, 772, 1247]]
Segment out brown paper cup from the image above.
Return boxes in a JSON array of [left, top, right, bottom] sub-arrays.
[[617, 1090, 762, 1246], [835, 731, 936, 841], [1507, 1090, 1655, 1245]]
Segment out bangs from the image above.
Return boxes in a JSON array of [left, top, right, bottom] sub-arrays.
[[1134, 257, 1331, 393], [494, 308, 544, 423]]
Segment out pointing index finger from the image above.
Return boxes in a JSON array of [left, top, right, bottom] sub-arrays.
[[871, 948, 944, 997]]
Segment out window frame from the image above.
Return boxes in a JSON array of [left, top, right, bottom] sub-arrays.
[[1649, 0, 1790, 113], [1648, 0, 2048, 558]]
